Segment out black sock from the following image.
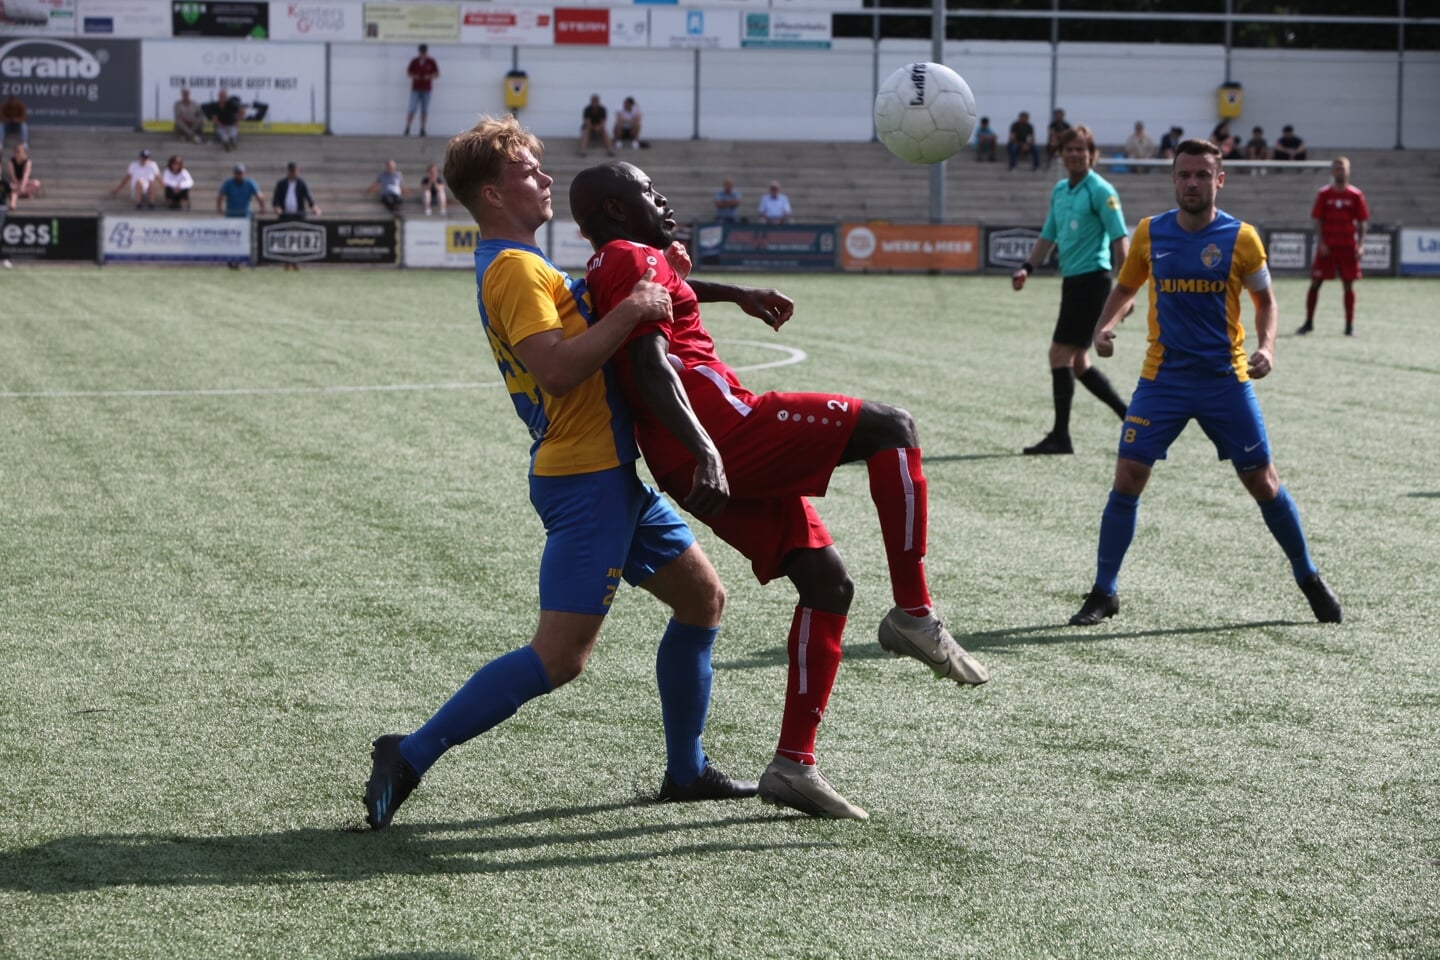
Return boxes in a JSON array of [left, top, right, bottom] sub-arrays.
[[1078, 367, 1128, 419], [1050, 367, 1075, 437]]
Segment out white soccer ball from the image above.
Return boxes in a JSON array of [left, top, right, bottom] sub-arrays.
[[873, 62, 978, 164]]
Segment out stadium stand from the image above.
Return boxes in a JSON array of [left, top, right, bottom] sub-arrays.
[[17, 127, 1440, 231]]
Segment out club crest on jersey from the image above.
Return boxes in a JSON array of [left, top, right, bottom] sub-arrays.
[[1201, 243, 1222, 268]]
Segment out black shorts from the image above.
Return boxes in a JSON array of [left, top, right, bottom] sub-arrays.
[[1052, 270, 1112, 348]]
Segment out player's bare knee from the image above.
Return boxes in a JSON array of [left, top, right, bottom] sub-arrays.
[[1239, 464, 1280, 501], [785, 548, 854, 614]]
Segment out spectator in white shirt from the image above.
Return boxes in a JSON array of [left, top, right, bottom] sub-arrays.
[[757, 180, 792, 224], [111, 148, 160, 209], [161, 154, 194, 210]]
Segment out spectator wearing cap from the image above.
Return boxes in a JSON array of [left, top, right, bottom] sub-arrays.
[[218, 162, 264, 218], [112, 148, 161, 208]]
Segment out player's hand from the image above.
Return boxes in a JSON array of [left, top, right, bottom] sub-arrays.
[[684, 453, 730, 516], [1095, 328, 1117, 357], [663, 241, 692, 278], [1247, 348, 1273, 379], [626, 267, 672, 324], [1316, 241, 1329, 258], [736, 288, 794, 330], [1011, 269, 1027, 291]]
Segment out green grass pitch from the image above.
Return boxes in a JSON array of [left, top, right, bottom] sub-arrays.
[[0, 267, 1436, 959]]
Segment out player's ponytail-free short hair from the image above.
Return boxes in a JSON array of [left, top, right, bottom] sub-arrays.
[[1059, 124, 1098, 165], [1175, 137, 1223, 169], [444, 114, 543, 214]]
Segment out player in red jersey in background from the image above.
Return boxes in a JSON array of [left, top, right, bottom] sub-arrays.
[[572, 161, 989, 821], [1297, 156, 1369, 337]]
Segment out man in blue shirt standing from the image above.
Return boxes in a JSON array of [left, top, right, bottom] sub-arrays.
[[218, 163, 264, 217], [1011, 124, 1131, 455]]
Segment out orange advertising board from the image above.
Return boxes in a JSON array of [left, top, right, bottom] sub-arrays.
[[841, 223, 980, 272]]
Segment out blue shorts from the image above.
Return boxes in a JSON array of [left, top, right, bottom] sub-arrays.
[[530, 464, 694, 615], [408, 89, 432, 114], [1118, 375, 1271, 472]]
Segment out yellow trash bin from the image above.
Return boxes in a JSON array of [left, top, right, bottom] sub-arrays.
[[505, 71, 529, 112], [1218, 82, 1243, 119]]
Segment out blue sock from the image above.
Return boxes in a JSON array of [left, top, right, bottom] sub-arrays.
[[399, 645, 552, 776], [1095, 490, 1140, 595], [1258, 486, 1318, 582], [655, 620, 717, 786]]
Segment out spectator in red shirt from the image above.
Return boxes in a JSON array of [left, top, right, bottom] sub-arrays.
[[1298, 156, 1369, 337], [404, 44, 440, 137]]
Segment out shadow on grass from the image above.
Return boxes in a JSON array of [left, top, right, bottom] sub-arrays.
[[1404, 491, 1440, 499], [0, 800, 826, 894], [837, 453, 1023, 466], [953, 618, 1298, 650]]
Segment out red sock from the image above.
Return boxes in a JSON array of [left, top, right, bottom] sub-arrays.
[[866, 447, 932, 615], [1343, 288, 1355, 324], [776, 606, 845, 765], [1305, 285, 1318, 323]]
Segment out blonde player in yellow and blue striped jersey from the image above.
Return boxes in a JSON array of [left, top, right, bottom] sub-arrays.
[[362, 116, 755, 829]]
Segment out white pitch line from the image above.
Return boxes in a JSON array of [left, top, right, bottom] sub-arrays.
[[0, 339, 808, 401]]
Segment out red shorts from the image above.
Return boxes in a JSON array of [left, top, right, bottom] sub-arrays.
[[1312, 246, 1361, 281], [655, 390, 862, 583]]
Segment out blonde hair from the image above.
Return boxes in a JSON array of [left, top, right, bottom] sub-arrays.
[[1059, 124, 1098, 165], [443, 115, 543, 214]]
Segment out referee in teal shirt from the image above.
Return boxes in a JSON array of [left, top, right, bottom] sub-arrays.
[[1012, 124, 1131, 455]]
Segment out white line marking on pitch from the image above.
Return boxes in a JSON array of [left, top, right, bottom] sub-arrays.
[[0, 339, 808, 400]]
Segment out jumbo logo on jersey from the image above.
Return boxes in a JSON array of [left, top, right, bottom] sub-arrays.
[[1158, 278, 1227, 294], [1200, 243, 1222, 268]]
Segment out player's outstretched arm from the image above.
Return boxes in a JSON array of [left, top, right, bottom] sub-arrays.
[[514, 268, 671, 398], [1092, 281, 1139, 357], [626, 333, 730, 516], [687, 279, 794, 330]]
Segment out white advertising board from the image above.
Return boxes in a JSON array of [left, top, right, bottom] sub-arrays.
[[608, 7, 647, 48], [403, 218, 480, 269], [739, 11, 830, 49], [268, 2, 363, 42], [1399, 227, 1440, 276], [102, 215, 252, 263], [550, 219, 592, 270], [78, 0, 169, 37], [648, 8, 737, 50], [458, 4, 553, 46], [140, 39, 326, 131]]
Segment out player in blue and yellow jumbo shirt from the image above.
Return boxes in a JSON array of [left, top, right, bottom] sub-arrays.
[[1068, 138, 1342, 628], [361, 116, 755, 831]]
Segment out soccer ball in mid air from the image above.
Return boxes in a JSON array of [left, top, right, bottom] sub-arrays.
[[873, 62, 978, 164]]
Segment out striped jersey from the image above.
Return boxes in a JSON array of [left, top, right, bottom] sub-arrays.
[[1121, 208, 1269, 383], [475, 239, 637, 476]]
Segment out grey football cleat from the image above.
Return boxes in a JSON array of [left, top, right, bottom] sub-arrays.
[[877, 608, 990, 686], [758, 755, 868, 820]]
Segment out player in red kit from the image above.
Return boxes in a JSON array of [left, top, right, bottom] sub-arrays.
[[1298, 156, 1369, 337], [572, 162, 989, 820]]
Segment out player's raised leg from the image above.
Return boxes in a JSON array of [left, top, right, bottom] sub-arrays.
[[841, 401, 989, 685]]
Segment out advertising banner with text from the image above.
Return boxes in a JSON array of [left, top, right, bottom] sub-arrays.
[[257, 218, 397, 264], [0, 0, 76, 35], [172, 2, 269, 39], [79, 0, 171, 37], [268, 1, 362, 41], [0, 36, 140, 125], [102, 215, 252, 263], [362, 2, 457, 41], [841, 223, 978, 273], [983, 225, 1044, 272], [740, 11, 829, 49], [459, 4, 552, 46], [0, 215, 98, 261], [695, 222, 836, 271], [649, 8, 737, 49], [403, 218, 479, 269], [141, 39, 326, 133], [1399, 227, 1440, 276]]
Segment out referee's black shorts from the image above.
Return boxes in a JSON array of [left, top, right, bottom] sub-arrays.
[[1052, 270, 1113, 348]]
